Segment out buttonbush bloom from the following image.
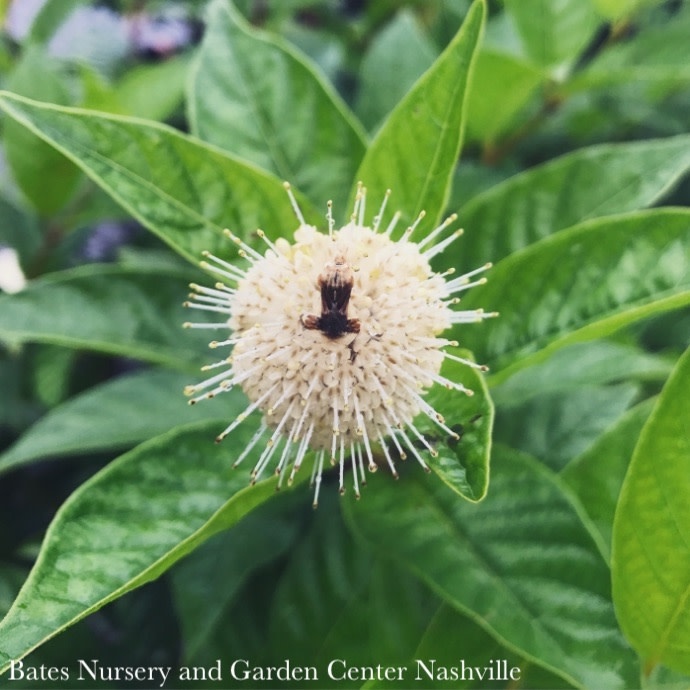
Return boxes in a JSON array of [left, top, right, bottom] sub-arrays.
[[184, 184, 495, 506]]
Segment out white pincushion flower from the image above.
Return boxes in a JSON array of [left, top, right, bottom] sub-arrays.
[[184, 184, 496, 506]]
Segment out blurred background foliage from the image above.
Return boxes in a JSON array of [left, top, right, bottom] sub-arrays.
[[1, 0, 689, 688]]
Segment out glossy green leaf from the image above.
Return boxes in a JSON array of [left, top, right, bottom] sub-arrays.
[[3, 48, 82, 215], [460, 209, 690, 382], [466, 49, 544, 144], [492, 340, 672, 408], [457, 136, 690, 272], [613, 346, 690, 675], [563, 398, 655, 562], [0, 419, 305, 672], [0, 91, 320, 265], [504, 0, 599, 71], [418, 347, 493, 502], [344, 446, 638, 690], [355, 11, 438, 131], [350, 0, 485, 229], [0, 265, 210, 369], [188, 0, 366, 212], [0, 368, 241, 476], [495, 382, 639, 473]]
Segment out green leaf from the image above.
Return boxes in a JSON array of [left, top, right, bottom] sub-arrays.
[[0, 419, 305, 672], [0, 265, 212, 369], [115, 53, 192, 121], [572, 9, 690, 93], [612, 345, 690, 675], [0, 91, 321, 265], [563, 398, 655, 562], [344, 446, 638, 690], [465, 49, 544, 144], [492, 340, 672, 408], [417, 347, 493, 502], [31, 344, 74, 407], [3, 48, 82, 215], [590, 0, 649, 20], [350, 0, 485, 229], [268, 491, 437, 680], [0, 565, 26, 619], [391, 605, 570, 690], [503, 0, 600, 71], [0, 195, 41, 264], [0, 368, 241, 476], [495, 382, 639, 473], [188, 0, 366, 212], [355, 11, 438, 131], [459, 209, 690, 382], [172, 491, 301, 662], [457, 136, 690, 272]]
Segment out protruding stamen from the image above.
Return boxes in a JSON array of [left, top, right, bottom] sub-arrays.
[[223, 228, 262, 261], [338, 433, 346, 495], [405, 419, 437, 457], [287, 421, 314, 486], [443, 351, 489, 372], [189, 283, 235, 299], [256, 229, 278, 255], [396, 426, 430, 471], [384, 210, 401, 237], [312, 450, 325, 508], [232, 422, 268, 468], [351, 181, 364, 223], [183, 301, 232, 315], [427, 370, 474, 395], [283, 181, 306, 225], [215, 383, 278, 442], [418, 213, 458, 250], [350, 440, 360, 499], [402, 210, 426, 241], [182, 321, 229, 330], [372, 189, 391, 233], [326, 200, 335, 238], [423, 229, 464, 260], [382, 414, 406, 460], [445, 263, 493, 293], [200, 259, 244, 284], [449, 308, 498, 324], [200, 356, 232, 371], [376, 426, 399, 478]]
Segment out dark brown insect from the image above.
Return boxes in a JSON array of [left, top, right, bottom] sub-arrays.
[[301, 255, 361, 340]]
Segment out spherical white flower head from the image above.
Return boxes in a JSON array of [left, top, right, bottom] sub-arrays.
[[184, 184, 495, 506]]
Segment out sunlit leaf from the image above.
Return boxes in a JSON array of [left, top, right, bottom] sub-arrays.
[[460, 209, 690, 382], [351, 0, 485, 229], [0, 420, 306, 672], [457, 136, 690, 272], [0, 91, 320, 265], [344, 446, 638, 690], [563, 398, 655, 561], [189, 0, 367, 212], [613, 346, 690, 675]]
